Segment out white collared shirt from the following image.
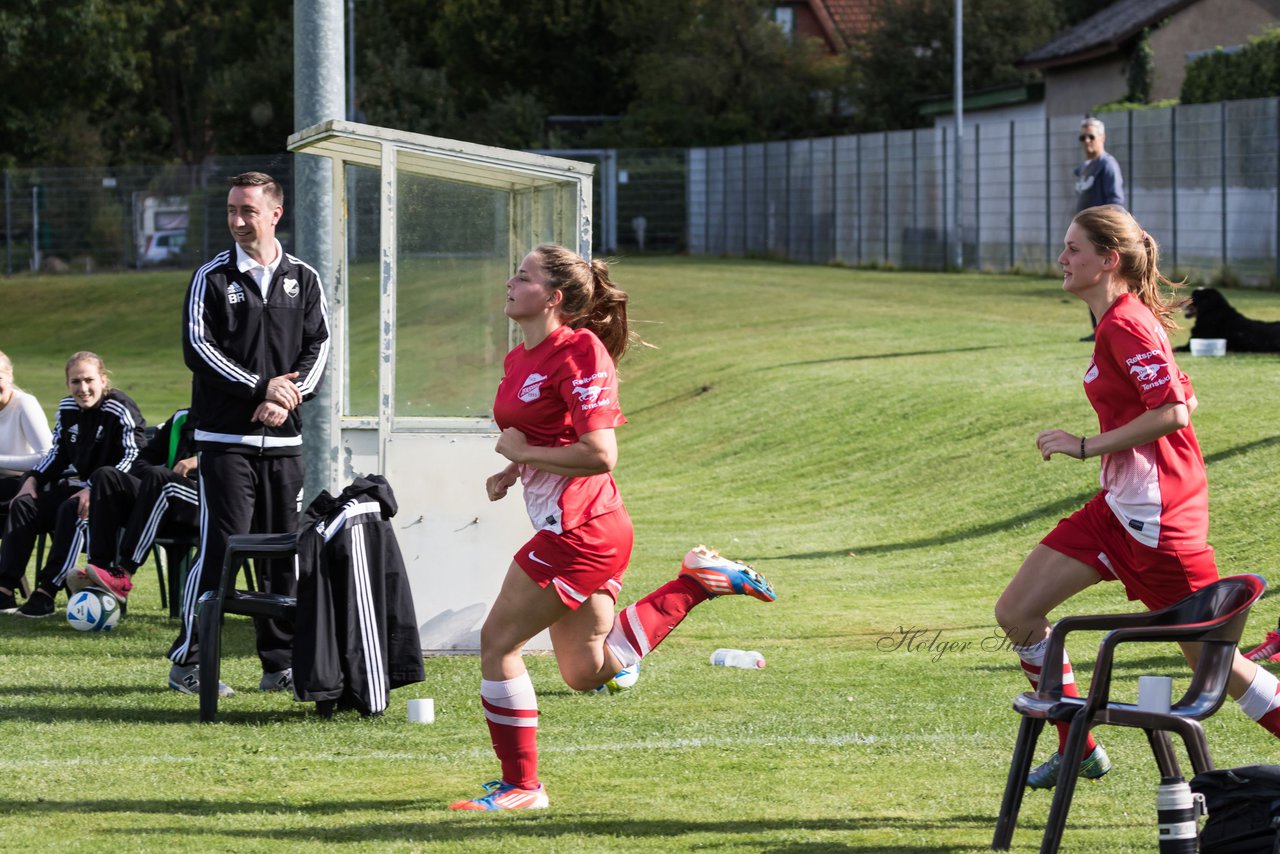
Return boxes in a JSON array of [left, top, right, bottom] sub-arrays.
[[235, 239, 284, 300]]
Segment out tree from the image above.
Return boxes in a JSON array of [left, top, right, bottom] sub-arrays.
[[850, 0, 1062, 132], [0, 1, 151, 167], [136, 0, 294, 164], [614, 0, 853, 147]]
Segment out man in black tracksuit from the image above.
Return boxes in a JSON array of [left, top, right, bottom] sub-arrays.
[[167, 171, 330, 698]]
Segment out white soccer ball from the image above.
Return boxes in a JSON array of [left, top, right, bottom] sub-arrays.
[[66, 589, 122, 632]]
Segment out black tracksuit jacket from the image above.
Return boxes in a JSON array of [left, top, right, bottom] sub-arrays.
[[28, 390, 146, 487], [292, 475, 425, 716], [182, 247, 330, 456]]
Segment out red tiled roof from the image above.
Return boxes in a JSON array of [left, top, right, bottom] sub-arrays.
[[820, 0, 882, 41]]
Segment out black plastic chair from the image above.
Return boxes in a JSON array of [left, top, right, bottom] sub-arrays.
[[195, 532, 298, 722], [149, 532, 205, 618], [992, 573, 1267, 854]]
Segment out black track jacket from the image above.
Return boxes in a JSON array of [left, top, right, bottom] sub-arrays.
[[183, 247, 330, 456], [293, 475, 425, 716], [28, 390, 146, 488]]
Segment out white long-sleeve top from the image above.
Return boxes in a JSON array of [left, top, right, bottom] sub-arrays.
[[0, 389, 53, 475]]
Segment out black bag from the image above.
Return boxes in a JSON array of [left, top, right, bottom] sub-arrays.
[[1191, 765, 1280, 854]]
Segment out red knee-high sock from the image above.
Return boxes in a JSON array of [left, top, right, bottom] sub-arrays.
[[480, 672, 540, 790], [604, 576, 710, 668], [1237, 662, 1280, 737], [1014, 639, 1098, 754]]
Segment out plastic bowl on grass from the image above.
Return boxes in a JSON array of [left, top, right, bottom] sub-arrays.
[[1189, 338, 1226, 357]]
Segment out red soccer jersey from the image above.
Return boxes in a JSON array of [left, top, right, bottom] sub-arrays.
[[1084, 293, 1208, 548], [492, 325, 627, 533]]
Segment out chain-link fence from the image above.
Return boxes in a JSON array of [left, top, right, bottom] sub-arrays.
[[5, 97, 1279, 282], [2, 155, 294, 275]]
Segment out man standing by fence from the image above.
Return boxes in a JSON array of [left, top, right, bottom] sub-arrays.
[[1074, 116, 1126, 341], [166, 171, 330, 698]]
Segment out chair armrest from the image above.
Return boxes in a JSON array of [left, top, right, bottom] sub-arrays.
[[1085, 623, 1218, 712], [1036, 609, 1169, 697]]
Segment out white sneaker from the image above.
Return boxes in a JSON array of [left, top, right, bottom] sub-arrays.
[[259, 668, 293, 692], [168, 663, 234, 698]]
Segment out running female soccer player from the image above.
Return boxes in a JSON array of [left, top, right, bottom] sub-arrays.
[[994, 205, 1280, 790], [449, 244, 776, 811]]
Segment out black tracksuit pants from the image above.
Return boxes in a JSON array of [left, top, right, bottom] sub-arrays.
[[89, 466, 198, 573], [0, 482, 86, 593], [167, 451, 303, 672]]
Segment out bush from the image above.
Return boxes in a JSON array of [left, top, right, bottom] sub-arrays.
[[1182, 26, 1280, 103]]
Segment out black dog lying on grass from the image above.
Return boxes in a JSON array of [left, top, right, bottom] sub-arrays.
[[1175, 287, 1280, 353]]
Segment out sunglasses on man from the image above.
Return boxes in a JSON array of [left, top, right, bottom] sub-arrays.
[[1079, 133, 1097, 142]]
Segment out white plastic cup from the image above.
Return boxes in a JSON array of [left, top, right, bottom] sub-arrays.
[[1189, 338, 1226, 357], [1138, 676, 1173, 714], [407, 698, 435, 724]]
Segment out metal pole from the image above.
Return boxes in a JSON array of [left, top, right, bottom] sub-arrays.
[[831, 137, 840, 262], [1126, 111, 1134, 213], [856, 134, 863, 264], [1221, 101, 1228, 268], [942, 125, 949, 268], [974, 123, 981, 268], [1009, 121, 1015, 268], [31, 185, 40, 273], [722, 147, 729, 255], [952, 0, 963, 270], [912, 128, 919, 266], [1171, 106, 1179, 269], [742, 144, 749, 255], [295, 0, 345, 498], [347, 0, 356, 120], [4, 169, 11, 276], [809, 137, 817, 264], [785, 142, 793, 260], [1045, 116, 1052, 267], [882, 135, 889, 263]]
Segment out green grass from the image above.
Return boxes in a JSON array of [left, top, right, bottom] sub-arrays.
[[2, 259, 1280, 852]]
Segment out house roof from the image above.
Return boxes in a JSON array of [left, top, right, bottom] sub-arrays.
[[1019, 0, 1199, 69], [820, 0, 881, 41]]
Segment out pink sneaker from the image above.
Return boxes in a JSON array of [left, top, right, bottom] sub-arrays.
[[1245, 629, 1280, 662], [81, 564, 134, 601]]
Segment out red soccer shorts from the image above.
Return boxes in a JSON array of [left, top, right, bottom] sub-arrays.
[[1041, 491, 1218, 611], [514, 507, 634, 609]]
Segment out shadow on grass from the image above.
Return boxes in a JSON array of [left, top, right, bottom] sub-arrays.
[[1203, 433, 1280, 466], [769, 344, 1003, 369], [762, 433, 1280, 563], [0, 701, 316, 725], [762, 490, 1092, 561], [3, 800, 993, 851]]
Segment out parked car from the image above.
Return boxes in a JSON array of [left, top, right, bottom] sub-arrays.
[[140, 229, 187, 265]]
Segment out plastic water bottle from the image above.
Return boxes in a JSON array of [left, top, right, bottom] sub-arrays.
[[1156, 775, 1203, 853], [710, 648, 766, 669]]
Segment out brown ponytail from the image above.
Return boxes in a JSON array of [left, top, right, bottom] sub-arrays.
[[532, 244, 633, 362], [1073, 205, 1183, 330]]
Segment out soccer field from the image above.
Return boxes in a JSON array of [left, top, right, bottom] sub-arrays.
[[1, 258, 1278, 851]]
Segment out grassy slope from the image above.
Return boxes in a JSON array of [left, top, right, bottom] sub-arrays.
[[0, 260, 1278, 852]]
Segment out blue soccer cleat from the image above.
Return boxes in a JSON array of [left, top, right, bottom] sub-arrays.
[[448, 780, 549, 811], [679, 545, 776, 602]]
